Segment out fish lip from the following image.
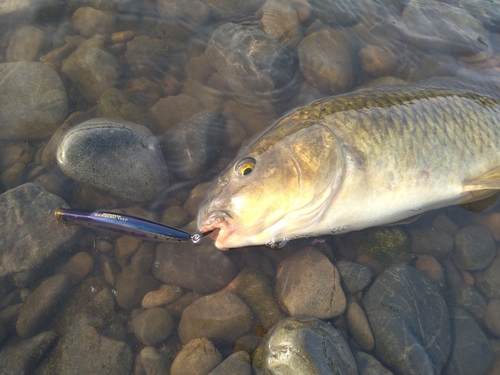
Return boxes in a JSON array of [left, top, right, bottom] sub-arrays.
[[199, 211, 233, 248]]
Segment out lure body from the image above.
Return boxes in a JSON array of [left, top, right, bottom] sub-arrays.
[[55, 208, 198, 242]]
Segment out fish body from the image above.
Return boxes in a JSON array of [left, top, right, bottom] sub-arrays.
[[198, 74, 500, 249]]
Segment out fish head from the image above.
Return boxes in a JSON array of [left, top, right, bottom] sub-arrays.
[[198, 123, 344, 249]]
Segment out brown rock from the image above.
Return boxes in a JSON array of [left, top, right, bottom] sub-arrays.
[[59, 251, 93, 282], [132, 307, 174, 345], [346, 296, 374, 352], [72, 7, 116, 38], [275, 246, 346, 318], [114, 265, 158, 310], [142, 284, 184, 309], [486, 300, 500, 337], [178, 290, 253, 345], [170, 337, 222, 375]]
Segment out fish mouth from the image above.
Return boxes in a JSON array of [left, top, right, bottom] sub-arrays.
[[199, 211, 233, 249]]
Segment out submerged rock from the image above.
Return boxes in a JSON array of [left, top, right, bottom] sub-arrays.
[[57, 118, 168, 202], [170, 337, 222, 375], [363, 265, 451, 375], [253, 316, 357, 375], [453, 225, 496, 270], [0, 183, 78, 286], [0, 62, 68, 140]]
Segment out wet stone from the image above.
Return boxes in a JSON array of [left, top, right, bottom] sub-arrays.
[[150, 94, 204, 134], [96, 88, 151, 125], [253, 316, 358, 375], [0, 62, 68, 140], [346, 296, 374, 352], [354, 352, 394, 375], [132, 307, 174, 346], [275, 246, 346, 319], [453, 225, 496, 270], [114, 265, 158, 310], [474, 212, 500, 241], [161, 109, 227, 181], [486, 300, 500, 337], [178, 290, 253, 345], [166, 291, 203, 319], [141, 284, 183, 309], [61, 35, 119, 103], [359, 46, 397, 77], [72, 7, 116, 38], [410, 227, 454, 258], [201, 0, 265, 21], [336, 260, 374, 294], [0, 331, 57, 375], [415, 254, 446, 289], [59, 251, 93, 282], [6, 25, 45, 62], [153, 241, 237, 294], [139, 346, 170, 375], [297, 28, 353, 94], [362, 265, 451, 375], [442, 308, 494, 375], [476, 248, 500, 300], [124, 35, 167, 76], [157, 0, 209, 26], [208, 351, 251, 375], [0, 183, 78, 286], [400, 0, 491, 57], [16, 274, 73, 338], [57, 118, 168, 202], [261, 0, 303, 48], [206, 22, 298, 104], [130, 242, 155, 274], [170, 337, 222, 375]]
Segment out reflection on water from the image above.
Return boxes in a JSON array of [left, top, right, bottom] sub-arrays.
[[0, 0, 500, 373]]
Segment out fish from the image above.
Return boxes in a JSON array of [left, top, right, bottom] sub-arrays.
[[55, 208, 206, 243], [198, 72, 500, 250]]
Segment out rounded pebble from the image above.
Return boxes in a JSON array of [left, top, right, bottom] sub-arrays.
[[410, 227, 454, 257], [139, 346, 170, 375], [415, 254, 446, 289], [114, 265, 158, 310], [170, 337, 222, 375], [346, 296, 374, 352], [453, 225, 496, 270], [72, 7, 116, 38], [141, 284, 184, 309], [486, 300, 500, 337], [132, 307, 174, 346], [208, 351, 251, 375], [336, 260, 374, 294], [59, 251, 93, 282]]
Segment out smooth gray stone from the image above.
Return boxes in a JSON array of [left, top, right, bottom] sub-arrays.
[[410, 227, 454, 258], [0, 62, 68, 140], [354, 352, 394, 375], [453, 225, 496, 271], [253, 316, 358, 375], [0, 183, 78, 286], [442, 308, 495, 375], [161, 109, 227, 181], [57, 118, 168, 202], [208, 351, 251, 375], [362, 265, 451, 375], [336, 260, 374, 294], [206, 22, 298, 105], [153, 241, 237, 294], [0, 331, 57, 375]]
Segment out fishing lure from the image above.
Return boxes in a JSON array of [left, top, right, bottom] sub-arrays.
[[54, 208, 209, 243]]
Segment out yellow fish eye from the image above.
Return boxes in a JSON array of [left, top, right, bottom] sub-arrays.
[[236, 158, 256, 176]]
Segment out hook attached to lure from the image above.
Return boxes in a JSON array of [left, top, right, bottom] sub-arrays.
[[55, 208, 210, 244]]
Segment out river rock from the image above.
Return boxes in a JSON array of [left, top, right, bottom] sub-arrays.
[[96, 88, 151, 125], [132, 307, 174, 345], [6, 25, 45, 62], [150, 94, 204, 134], [138, 346, 170, 375], [61, 35, 118, 103], [157, 0, 209, 26], [0, 183, 78, 286], [208, 351, 251, 375], [336, 260, 374, 294], [170, 337, 222, 375], [354, 352, 394, 375], [124, 35, 167, 77], [400, 0, 491, 57], [442, 308, 494, 375], [346, 296, 374, 352], [415, 254, 446, 288], [226, 268, 286, 331], [142, 284, 183, 308], [359, 45, 397, 77], [33, 278, 132, 375], [275, 246, 346, 319], [114, 265, 158, 310], [453, 225, 496, 270], [253, 316, 358, 375], [161, 109, 227, 181], [0, 62, 68, 140], [57, 118, 168, 202], [297, 28, 353, 94], [59, 251, 93, 282], [16, 274, 73, 338], [410, 227, 454, 257], [178, 290, 253, 345], [201, 0, 265, 20], [0, 331, 57, 374], [153, 241, 237, 294], [362, 265, 451, 375], [206, 22, 298, 105], [261, 0, 303, 47], [474, 248, 500, 300], [486, 300, 500, 337], [72, 7, 116, 38]]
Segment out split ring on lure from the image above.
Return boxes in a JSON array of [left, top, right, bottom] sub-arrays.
[[54, 208, 211, 244]]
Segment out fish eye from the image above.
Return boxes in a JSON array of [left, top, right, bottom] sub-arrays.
[[235, 157, 256, 176]]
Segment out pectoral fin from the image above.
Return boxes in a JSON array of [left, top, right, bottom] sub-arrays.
[[462, 166, 500, 192]]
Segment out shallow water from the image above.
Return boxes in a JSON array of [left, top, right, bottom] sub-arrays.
[[1, 0, 500, 374]]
